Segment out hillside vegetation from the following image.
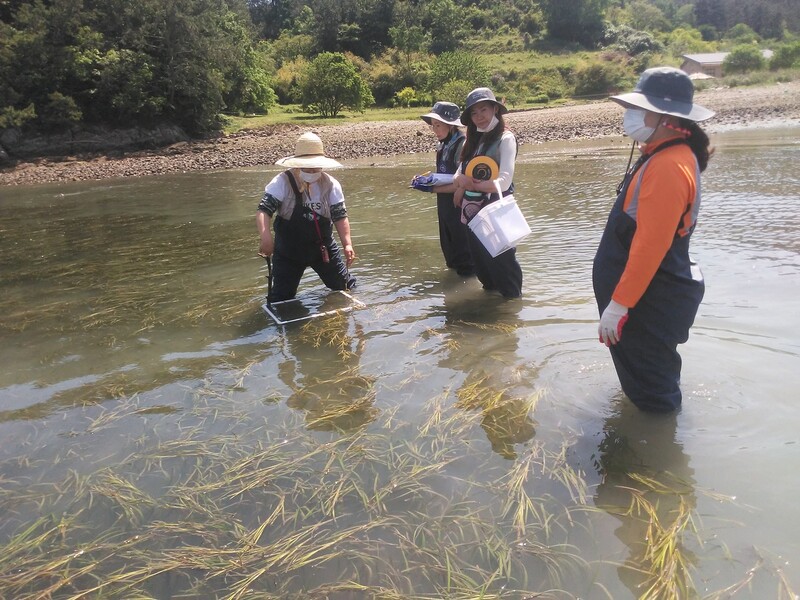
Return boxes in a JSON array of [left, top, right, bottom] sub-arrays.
[[1, 0, 798, 139]]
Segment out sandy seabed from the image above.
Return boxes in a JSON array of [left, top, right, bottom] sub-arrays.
[[1, 80, 799, 187]]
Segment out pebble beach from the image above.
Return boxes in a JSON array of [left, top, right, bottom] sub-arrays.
[[1, 80, 798, 187]]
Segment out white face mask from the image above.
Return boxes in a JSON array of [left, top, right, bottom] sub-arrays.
[[623, 108, 656, 143], [300, 171, 322, 183], [476, 115, 499, 133]]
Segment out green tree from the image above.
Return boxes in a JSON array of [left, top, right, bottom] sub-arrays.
[[723, 44, 766, 73], [665, 27, 714, 55], [428, 51, 489, 97], [300, 52, 374, 117], [695, 0, 726, 32], [422, 0, 465, 54], [542, 0, 608, 46], [390, 0, 428, 68], [628, 0, 671, 32], [769, 41, 800, 70], [725, 23, 760, 43], [0, 0, 278, 133], [675, 4, 696, 27]]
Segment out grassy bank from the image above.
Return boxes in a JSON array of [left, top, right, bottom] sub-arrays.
[[223, 67, 800, 136]]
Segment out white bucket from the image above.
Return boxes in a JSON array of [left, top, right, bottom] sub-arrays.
[[467, 195, 531, 257]]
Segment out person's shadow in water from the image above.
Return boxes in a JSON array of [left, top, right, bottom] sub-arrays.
[[276, 309, 377, 433], [593, 398, 698, 597], [436, 286, 537, 460]]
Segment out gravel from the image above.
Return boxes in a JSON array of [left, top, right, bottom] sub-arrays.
[[2, 80, 798, 186]]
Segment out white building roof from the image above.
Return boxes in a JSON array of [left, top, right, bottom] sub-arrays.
[[682, 49, 773, 65], [682, 53, 728, 65]]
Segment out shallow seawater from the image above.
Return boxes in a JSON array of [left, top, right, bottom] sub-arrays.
[[1, 126, 798, 598]]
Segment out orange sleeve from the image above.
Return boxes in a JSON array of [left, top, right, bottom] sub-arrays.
[[612, 145, 697, 308]]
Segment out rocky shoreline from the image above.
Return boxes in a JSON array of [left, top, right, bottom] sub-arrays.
[[2, 80, 799, 187]]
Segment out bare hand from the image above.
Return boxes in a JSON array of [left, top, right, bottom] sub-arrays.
[[344, 244, 356, 267], [258, 235, 274, 257]]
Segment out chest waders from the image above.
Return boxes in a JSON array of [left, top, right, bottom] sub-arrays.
[[434, 132, 473, 275], [460, 132, 522, 298], [592, 140, 705, 412], [269, 171, 355, 302]]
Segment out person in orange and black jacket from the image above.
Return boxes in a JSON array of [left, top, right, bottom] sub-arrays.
[[593, 67, 715, 412]]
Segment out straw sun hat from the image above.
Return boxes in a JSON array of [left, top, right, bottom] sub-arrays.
[[275, 132, 343, 169]]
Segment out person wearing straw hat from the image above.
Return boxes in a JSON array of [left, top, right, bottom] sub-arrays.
[[593, 67, 715, 412], [453, 87, 523, 298], [256, 131, 356, 302], [411, 101, 474, 277]]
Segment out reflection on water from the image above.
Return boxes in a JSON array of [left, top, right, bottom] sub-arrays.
[[594, 399, 698, 597], [281, 315, 378, 431], [1, 127, 799, 597]]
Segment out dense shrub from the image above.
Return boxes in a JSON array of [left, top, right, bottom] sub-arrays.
[[39, 92, 82, 129], [428, 51, 490, 97], [394, 87, 417, 108], [770, 42, 800, 70], [439, 80, 473, 107], [274, 58, 308, 104], [724, 44, 766, 74], [726, 23, 761, 44], [603, 24, 664, 56], [573, 61, 631, 97]]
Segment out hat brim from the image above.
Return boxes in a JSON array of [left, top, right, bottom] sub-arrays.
[[275, 155, 343, 169], [460, 102, 508, 125], [421, 113, 462, 127], [610, 92, 715, 122]]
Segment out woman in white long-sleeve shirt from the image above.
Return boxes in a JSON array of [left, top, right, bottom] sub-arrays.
[[453, 88, 523, 298]]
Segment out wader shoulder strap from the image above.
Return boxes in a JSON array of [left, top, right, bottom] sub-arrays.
[[285, 170, 327, 250], [284, 170, 303, 204]]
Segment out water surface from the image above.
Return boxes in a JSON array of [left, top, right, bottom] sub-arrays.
[[1, 127, 799, 598]]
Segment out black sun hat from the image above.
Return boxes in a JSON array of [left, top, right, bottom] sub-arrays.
[[421, 101, 462, 127], [610, 67, 715, 122], [460, 88, 508, 125]]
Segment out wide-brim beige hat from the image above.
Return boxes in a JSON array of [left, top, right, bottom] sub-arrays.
[[275, 132, 343, 169]]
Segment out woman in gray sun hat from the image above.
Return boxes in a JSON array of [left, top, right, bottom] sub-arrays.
[[411, 102, 474, 277], [256, 131, 356, 302], [592, 67, 715, 413], [452, 87, 522, 298]]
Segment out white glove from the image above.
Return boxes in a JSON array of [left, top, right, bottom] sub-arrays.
[[598, 299, 629, 346]]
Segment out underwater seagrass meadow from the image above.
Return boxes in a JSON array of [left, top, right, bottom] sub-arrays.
[[1, 127, 799, 599]]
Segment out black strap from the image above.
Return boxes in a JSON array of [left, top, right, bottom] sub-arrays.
[[616, 138, 688, 196], [284, 169, 303, 203], [284, 170, 327, 251]]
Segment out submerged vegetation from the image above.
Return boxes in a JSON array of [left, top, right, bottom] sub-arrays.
[[1, 312, 796, 598]]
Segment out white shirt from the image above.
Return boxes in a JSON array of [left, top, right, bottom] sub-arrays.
[[264, 171, 345, 220]]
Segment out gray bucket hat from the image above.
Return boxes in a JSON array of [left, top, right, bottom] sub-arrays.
[[460, 87, 508, 125], [610, 67, 715, 122], [421, 101, 462, 127]]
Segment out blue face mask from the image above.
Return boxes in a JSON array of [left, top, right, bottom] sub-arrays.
[[623, 108, 655, 143]]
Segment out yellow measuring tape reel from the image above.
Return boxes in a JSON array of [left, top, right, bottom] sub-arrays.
[[465, 156, 499, 181]]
